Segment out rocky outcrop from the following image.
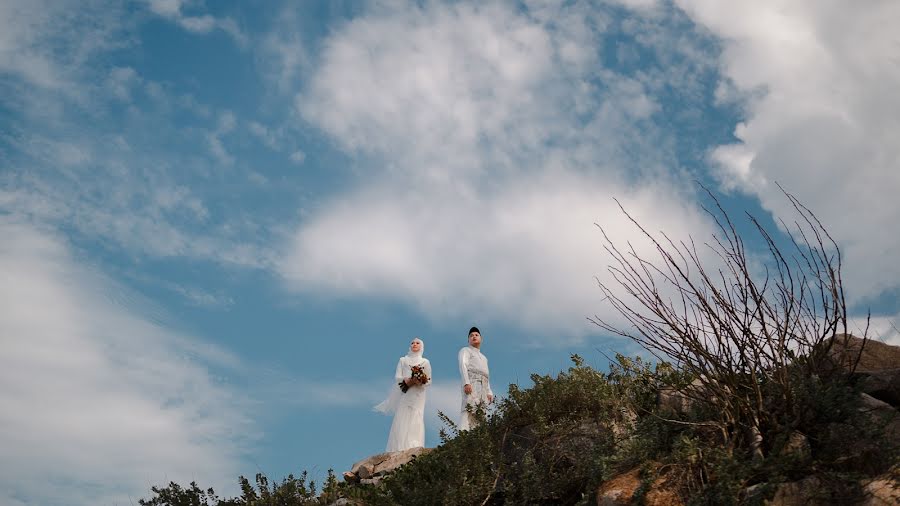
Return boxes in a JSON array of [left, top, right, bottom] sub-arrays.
[[860, 467, 900, 505], [596, 465, 683, 506], [826, 334, 900, 374], [763, 476, 824, 505], [857, 368, 900, 406], [342, 447, 432, 486]]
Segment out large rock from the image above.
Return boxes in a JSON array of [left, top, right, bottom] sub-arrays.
[[596, 466, 684, 506], [344, 447, 432, 483], [824, 334, 900, 409], [857, 368, 900, 407], [657, 378, 706, 416], [858, 393, 900, 446], [597, 468, 640, 506], [860, 467, 900, 505], [782, 430, 811, 462], [825, 335, 900, 374], [764, 476, 824, 505]]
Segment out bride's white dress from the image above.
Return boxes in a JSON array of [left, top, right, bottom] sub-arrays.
[[374, 355, 431, 452]]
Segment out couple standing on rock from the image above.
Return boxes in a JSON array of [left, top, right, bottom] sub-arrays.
[[373, 327, 494, 452]]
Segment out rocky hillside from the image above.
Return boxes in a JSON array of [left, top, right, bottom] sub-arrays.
[[140, 335, 900, 506]]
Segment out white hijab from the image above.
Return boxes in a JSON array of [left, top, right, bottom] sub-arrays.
[[405, 338, 425, 365], [373, 337, 426, 414]]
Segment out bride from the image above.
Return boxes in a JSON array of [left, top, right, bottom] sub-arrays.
[[374, 337, 431, 452]]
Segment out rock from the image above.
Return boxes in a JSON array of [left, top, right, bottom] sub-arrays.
[[610, 406, 638, 440], [782, 430, 811, 462], [857, 368, 900, 407], [824, 334, 900, 374], [657, 379, 703, 415], [764, 476, 823, 505], [860, 467, 900, 505], [351, 457, 375, 480], [858, 393, 900, 445], [643, 477, 683, 506], [657, 377, 732, 416], [345, 447, 433, 483], [596, 466, 683, 506], [325, 499, 359, 506], [597, 468, 640, 506], [753, 471, 900, 505]]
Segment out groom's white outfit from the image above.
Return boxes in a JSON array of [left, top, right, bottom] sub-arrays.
[[458, 328, 493, 430]]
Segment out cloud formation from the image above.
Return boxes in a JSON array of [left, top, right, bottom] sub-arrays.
[[280, 0, 721, 338], [0, 219, 253, 505], [0, 0, 127, 93], [675, 0, 900, 306], [145, 0, 246, 44]]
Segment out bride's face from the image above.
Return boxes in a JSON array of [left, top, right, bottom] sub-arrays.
[[410, 340, 423, 353]]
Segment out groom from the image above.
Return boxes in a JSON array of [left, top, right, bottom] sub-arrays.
[[458, 326, 493, 430]]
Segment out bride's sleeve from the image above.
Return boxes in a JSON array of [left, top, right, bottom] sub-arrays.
[[394, 358, 405, 381], [424, 359, 432, 385]]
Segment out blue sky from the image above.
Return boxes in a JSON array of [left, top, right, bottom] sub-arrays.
[[2, 0, 900, 504]]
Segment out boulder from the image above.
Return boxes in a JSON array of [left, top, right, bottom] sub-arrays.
[[597, 468, 640, 506], [764, 476, 823, 505], [857, 368, 900, 407], [858, 393, 900, 445], [596, 466, 684, 506], [860, 467, 900, 505], [345, 447, 432, 483], [748, 470, 900, 505], [657, 379, 705, 415], [657, 377, 732, 416], [781, 430, 811, 462], [324, 499, 361, 506], [824, 335, 900, 374]]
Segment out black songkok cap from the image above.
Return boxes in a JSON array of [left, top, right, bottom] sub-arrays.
[[469, 326, 480, 335]]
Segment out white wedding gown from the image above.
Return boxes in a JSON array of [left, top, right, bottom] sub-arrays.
[[375, 356, 431, 452]]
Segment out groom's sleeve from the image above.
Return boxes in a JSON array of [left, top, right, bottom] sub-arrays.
[[486, 358, 493, 397], [458, 348, 470, 386]]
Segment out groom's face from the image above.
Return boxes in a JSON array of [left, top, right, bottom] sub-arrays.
[[468, 332, 482, 348]]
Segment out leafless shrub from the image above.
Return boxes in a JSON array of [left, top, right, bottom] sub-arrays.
[[591, 184, 867, 458]]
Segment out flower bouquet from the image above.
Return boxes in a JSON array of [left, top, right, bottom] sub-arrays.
[[399, 364, 429, 393]]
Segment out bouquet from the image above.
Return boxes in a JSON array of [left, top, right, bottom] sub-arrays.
[[399, 364, 429, 393]]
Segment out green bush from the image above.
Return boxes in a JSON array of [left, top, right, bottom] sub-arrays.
[[141, 352, 898, 506]]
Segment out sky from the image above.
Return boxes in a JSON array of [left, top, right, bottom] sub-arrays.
[[2, 0, 900, 504]]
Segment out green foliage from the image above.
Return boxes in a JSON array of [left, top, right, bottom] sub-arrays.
[[141, 352, 898, 506], [139, 481, 221, 506], [140, 470, 331, 506], [354, 354, 662, 505]]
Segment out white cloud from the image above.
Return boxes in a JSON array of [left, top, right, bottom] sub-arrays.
[[0, 218, 253, 505], [672, 0, 900, 306], [0, 0, 274, 271], [0, 0, 127, 92], [289, 150, 306, 164], [281, 175, 713, 337], [144, 0, 247, 45], [1, 153, 270, 269], [280, 0, 720, 338], [258, 5, 310, 93], [207, 111, 238, 165], [208, 134, 235, 166], [249, 121, 281, 150], [107, 66, 141, 102]]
